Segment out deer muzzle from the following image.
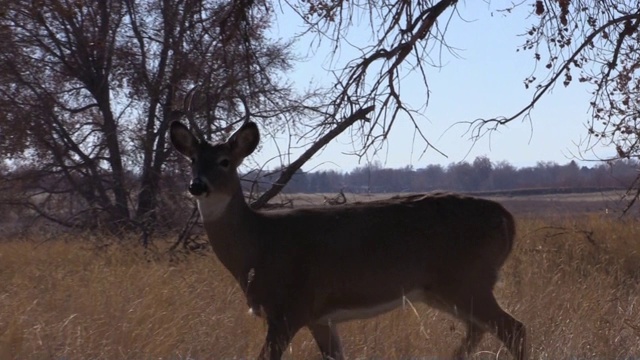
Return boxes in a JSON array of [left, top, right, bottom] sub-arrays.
[[188, 177, 208, 196]]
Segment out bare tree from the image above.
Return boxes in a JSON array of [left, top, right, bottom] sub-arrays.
[[468, 1, 640, 208], [3, 0, 640, 235], [0, 1, 131, 230], [0, 0, 295, 233], [284, 0, 458, 153], [242, 0, 640, 208], [238, 0, 460, 206]]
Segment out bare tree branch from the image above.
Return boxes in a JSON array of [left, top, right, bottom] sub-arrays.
[[466, 11, 640, 140], [251, 105, 374, 209]]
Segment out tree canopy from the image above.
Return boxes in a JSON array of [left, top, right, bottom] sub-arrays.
[[1, 0, 639, 235]]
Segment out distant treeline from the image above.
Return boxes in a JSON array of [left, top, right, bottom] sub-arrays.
[[255, 157, 640, 194]]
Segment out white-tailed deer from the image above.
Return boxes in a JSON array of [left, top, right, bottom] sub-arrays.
[[170, 120, 526, 360]]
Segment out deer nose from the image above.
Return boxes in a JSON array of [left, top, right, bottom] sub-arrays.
[[188, 178, 208, 196]]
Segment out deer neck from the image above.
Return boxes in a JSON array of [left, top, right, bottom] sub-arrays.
[[198, 188, 260, 281]]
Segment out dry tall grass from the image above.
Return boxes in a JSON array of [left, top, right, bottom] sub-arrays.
[[1, 214, 639, 359]]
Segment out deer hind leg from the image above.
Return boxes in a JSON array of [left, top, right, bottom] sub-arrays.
[[308, 323, 344, 360], [446, 289, 526, 360]]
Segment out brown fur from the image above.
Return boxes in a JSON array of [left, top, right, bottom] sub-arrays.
[[170, 121, 526, 360]]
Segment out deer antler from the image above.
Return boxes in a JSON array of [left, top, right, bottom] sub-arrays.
[[237, 93, 251, 124], [183, 85, 207, 143], [216, 93, 252, 135]]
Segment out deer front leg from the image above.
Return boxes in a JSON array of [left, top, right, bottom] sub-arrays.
[[258, 316, 303, 360]]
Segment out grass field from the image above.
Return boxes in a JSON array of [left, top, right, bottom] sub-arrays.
[[1, 194, 639, 359]]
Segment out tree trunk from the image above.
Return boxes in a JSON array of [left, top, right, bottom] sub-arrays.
[[97, 86, 131, 227]]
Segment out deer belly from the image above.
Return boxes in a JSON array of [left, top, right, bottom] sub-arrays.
[[315, 289, 427, 324]]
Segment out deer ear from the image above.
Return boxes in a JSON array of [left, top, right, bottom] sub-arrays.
[[170, 121, 198, 159], [228, 122, 260, 161]]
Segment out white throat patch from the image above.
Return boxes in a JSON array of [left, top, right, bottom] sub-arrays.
[[196, 193, 231, 222]]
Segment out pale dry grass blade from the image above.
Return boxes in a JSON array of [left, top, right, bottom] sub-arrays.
[[1, 214, 639, 359]]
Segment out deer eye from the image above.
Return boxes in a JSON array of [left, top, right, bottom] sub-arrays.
[[219, 158, 230, 168]]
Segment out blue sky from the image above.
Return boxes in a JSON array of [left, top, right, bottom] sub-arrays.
[[260, 2, 613, 172]]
